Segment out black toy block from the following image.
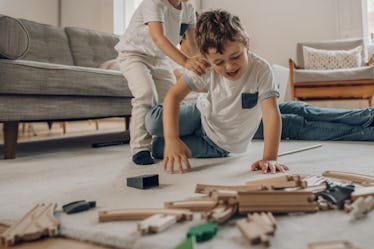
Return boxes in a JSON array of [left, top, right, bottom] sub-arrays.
[[127, 174, 159, 189], [62, 200, 96, 214]]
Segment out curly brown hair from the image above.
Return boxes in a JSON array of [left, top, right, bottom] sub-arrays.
[[196, 9, 249, 56]]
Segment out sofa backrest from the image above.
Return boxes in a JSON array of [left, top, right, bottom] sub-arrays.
[[0, 14, 119, 68], [65, 27, 119, 68]]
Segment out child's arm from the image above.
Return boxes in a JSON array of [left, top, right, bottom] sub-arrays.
[[163, 79, 192, 173], [163, 78, 193, 174], [251, 97, 289, 174], [148, 22, 207, 76]]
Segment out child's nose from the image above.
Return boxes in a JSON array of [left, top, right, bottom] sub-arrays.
[[225, 62, 235, 71]]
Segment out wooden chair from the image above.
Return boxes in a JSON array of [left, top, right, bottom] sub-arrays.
[[289, 38, 374, 107]]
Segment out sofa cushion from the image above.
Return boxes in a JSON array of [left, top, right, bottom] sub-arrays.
[[19, 18, 74, 65], [0, 59, 131, 97], [0, 15, 29, 59], [294, 66, 374, 82], [65, 27, 119, 68]]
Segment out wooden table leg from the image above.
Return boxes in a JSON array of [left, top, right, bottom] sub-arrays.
[[3, 121, 19, 159]]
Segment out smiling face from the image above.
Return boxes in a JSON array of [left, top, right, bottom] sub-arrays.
[[206, 40, 249, 81]]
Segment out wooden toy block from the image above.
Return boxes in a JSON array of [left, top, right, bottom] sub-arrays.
[[322, 171, 374, 186], [348, 196, 374, 221], [201, 203, 237, 224], [98, 208, 193, 222], [138, 214, 177, 235], [126, 174, 159, 189], [1, 203, 59, 246], [235, 212, 276, 246]]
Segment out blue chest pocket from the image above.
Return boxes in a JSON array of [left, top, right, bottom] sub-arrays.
[[242, 92, 258, 109]]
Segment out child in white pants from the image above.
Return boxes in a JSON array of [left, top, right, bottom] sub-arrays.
[[115, 0, 208, 165]]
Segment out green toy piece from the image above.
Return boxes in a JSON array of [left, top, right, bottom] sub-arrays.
[[174, 236, 196, 249], [187, 222, 218, 243]]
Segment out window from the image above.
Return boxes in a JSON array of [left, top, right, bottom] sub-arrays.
[[367, 0, 374, 42], [113, 0, 142, 35]]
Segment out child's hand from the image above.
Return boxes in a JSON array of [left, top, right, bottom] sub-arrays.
[[184, 56, 210, 76], [251, 160, 289, 174], [163, 138, 192, 174]]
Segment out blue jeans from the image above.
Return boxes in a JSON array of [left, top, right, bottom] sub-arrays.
[[145, 104, 229, 159], [254, 101, 374, 141]]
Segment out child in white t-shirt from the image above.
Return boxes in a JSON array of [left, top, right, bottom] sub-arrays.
[[115, 0, 208, 165], [145, 9, 289, 174]]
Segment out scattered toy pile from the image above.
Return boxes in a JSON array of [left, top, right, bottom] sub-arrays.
[[2, 170, 373, 248]]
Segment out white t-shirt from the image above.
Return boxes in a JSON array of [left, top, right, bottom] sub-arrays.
[[115, 0, 196, 58], [183, 52, 279, 153]]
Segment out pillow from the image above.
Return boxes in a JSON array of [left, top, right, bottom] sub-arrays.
[[303, 45, 362, 70], [0, 15, 29, 59]]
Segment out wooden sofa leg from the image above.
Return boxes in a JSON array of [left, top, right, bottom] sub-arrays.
[[3, 121, 19, 159], [124, 115, 131, 131]]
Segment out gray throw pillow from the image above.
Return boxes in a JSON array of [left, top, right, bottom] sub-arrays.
[[0, 15, 29, 59]]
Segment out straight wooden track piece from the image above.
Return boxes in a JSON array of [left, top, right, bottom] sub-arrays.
[[322, 171, 374, 186], [195, 183, 261, 194], [210, 190, 238, 205], [245, 175, 307, 189], [351, 185, 374, 201], [138, 214, 177, 235], [164, 196, 217, 211], [237, 190, 318, 213], [307, 240, 360, 249], [98, 208, 193, 222], [1, 203, 59, 246]]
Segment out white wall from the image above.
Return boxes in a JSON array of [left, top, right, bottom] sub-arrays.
[[0, 0, 366, 67], [202, 0, 365, 66], [0, 0, 58, 26], [61, 0, 113, 32]]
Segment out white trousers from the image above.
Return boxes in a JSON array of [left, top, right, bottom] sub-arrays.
[[119, 52, 175, 155]]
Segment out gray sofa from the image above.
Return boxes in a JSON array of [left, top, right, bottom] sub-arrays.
[[0, 14, 132, 159]]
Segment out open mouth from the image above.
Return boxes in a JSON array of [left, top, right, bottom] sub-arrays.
[[226, 68, 240, 77]]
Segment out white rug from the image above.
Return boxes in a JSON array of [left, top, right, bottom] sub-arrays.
[[0, 133, 373, 249]]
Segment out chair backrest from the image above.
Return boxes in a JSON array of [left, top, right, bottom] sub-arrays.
[[296, 38, 367, 68]]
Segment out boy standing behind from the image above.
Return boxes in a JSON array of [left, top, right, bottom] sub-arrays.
[[115, 0, 207, 165], [146, 9, 289, 174]]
